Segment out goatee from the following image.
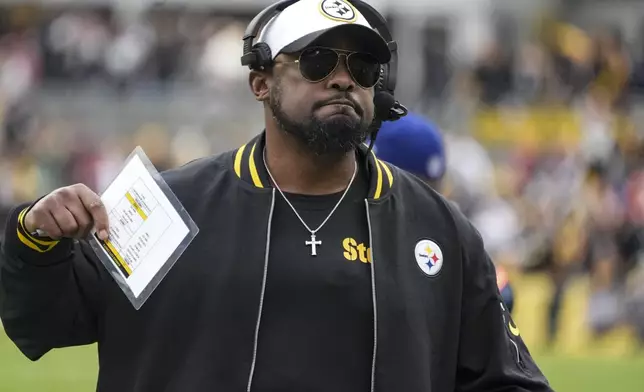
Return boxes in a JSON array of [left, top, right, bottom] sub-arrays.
[[269, 87, 370, 157]]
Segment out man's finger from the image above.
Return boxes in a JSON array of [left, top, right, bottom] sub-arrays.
[[52, 207, 78, 236], [39, 209, 63, 239], [76, 187, 109, 240], [66, 203, 92, 238]]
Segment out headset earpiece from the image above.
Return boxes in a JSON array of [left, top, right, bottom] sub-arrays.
[[241, 0, 298, 70], [375, 62, 391, 94], [247, 42, 273, 71]]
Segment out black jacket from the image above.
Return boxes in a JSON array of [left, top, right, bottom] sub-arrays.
[[0, 133, 552, 391]]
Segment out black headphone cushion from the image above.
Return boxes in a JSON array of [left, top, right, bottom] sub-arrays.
[[251, 42, 273, 70], [376, 63, 389, 93]]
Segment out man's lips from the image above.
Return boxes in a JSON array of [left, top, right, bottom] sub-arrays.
[[323, 99, 356, 109]]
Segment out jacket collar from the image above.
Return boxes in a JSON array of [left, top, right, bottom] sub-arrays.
[[232, 132, 394, 200]]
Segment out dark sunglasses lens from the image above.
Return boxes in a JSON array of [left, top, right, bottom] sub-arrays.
[[298, 48, 339, 82], [347, 53, 381, 88]]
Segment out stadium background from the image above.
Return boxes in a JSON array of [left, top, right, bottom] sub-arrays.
[[1, 0, 644, 390]]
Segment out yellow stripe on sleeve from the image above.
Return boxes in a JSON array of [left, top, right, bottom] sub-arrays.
[[18, 208, 59, 247], [16, 229, 58, 253], [17, 231, 48, 252], [16, 208, 59, 252]]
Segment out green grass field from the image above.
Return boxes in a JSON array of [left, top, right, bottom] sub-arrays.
[[1, 273, 643, 391]]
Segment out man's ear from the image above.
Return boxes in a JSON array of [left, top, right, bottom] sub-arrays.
[[249, 70, 270, 102]]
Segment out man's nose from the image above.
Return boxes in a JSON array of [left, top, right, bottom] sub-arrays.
[[326, 57, 355, 91]]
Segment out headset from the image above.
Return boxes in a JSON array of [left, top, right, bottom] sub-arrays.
[[240, 0, 408, 123]]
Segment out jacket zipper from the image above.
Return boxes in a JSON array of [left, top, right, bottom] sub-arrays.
[[364, 200, 378, 392], [246, 189, 276, 392], [508, 338, 525, 368]]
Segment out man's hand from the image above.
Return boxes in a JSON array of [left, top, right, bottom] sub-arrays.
[[23, 184, 109, 241]]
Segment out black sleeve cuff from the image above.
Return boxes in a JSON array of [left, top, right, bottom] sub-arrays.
[[2, 202, 73, 266]]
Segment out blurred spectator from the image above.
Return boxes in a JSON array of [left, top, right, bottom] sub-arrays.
[[444, 133, 497, 216], [0, 31, 39, 105], [579, 92, 617, 167], [625, 260, 644, 346], [104, 17, 156, 91], [583, 163, 626, 334], [514, 42, 550, 104], [149, 11, 184, 84], [549, 22, 594, 102], [471, 43, 514, 106], [0, 28, 39, 154], [170, 125, 211, 167], [589, 28, 631, 111], [469, 192, 523, 266], [199, 19, 247, 88]]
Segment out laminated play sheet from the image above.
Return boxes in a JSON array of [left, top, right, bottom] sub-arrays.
[[89, 146, 199, 310]]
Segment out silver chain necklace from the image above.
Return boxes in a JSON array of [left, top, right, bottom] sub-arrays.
[[263, 148, 358, 256]]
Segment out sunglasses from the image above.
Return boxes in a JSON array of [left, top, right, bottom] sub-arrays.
[[276, 47, 382, 89]]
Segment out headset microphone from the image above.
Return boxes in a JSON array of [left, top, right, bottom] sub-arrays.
[[373, 91, 395, 121], [365, 92, 408, 159], [389, 100, 408, 120]]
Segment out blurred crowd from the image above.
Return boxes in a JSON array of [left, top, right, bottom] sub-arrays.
[[0, 5, 253, 218], [409, 14, 644, 347], [441, 17, 644, 348], [2, 4, 644, 351], [465, 22, 642, 109]]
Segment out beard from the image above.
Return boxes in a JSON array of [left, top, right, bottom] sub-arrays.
[[268, 83, 371, 157]]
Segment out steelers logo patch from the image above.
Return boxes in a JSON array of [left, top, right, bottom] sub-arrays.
[[414, 239, 444, 277], [319, 0, 357, 22]]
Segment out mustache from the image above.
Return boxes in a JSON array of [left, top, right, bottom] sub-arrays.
[[314, 95, 363, 116]]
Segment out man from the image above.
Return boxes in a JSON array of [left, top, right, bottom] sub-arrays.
[[0, 0, 549, 391], [374, 112, 516, 313]]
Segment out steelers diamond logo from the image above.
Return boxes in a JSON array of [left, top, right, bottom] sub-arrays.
[[320, 0, 357, 22], [414, 239, 444, 277]]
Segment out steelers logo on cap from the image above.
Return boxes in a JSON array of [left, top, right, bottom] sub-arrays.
[[319, 0, 358, 23]]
